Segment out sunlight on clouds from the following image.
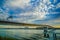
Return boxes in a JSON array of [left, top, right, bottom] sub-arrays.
[[4, 0, 48, 22], [5, 0, 31, 9], [0, 0, 59, 24], [54, 25, 60, 28]]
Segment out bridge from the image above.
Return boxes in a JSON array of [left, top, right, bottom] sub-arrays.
[[0, 21, 54, 28], [0, 21, 60, 40]]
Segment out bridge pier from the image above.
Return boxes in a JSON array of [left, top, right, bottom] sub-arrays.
[[43, 26, 56, 40]]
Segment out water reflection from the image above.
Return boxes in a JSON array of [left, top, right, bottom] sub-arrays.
[[0, 29, 60, 40], [0, 29, 43, 40]]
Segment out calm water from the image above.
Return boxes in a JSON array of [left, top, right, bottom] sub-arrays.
[[0, 29, 60, 40]]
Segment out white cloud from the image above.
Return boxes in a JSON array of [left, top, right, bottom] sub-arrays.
[[56, 3, 60, 8], [53, 0, 57, 3], [5, 0, 31, 9], [0, 0, 56, 23], [0, 8, 9, 20]]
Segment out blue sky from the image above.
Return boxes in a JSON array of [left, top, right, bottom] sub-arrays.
[[0, 0, 60, 27]]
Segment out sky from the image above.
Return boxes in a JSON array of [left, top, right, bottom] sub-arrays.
[[0, 0, 60, 27]]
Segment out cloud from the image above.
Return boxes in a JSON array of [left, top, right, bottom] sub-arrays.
[[4, 0, 34, 9], [56, 3, 60, 8], [0, 8, 9, 20], [2, 0, 46, 22], [0, 0, 60, 24]]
